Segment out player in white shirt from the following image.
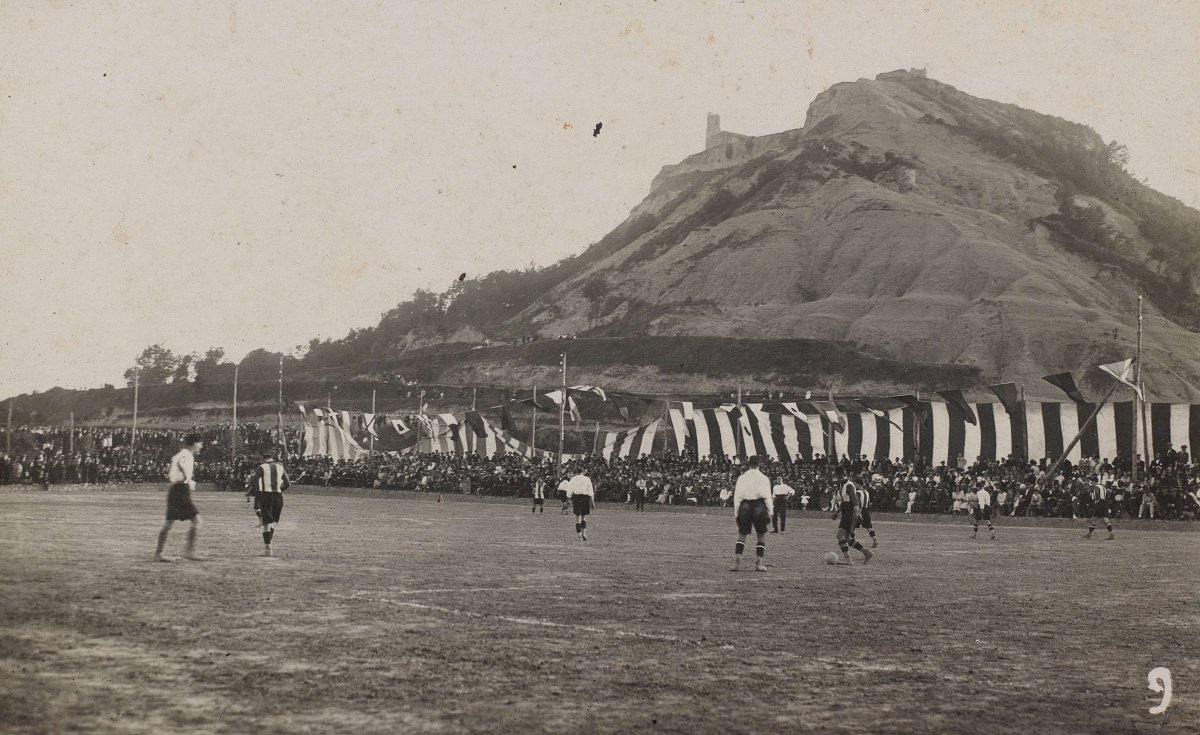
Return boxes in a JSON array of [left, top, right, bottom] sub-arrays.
[[730, 456, 772, 572], [557, 476, 571, 515], [566, 466, 595, 541], [531, 476, 546, 515], [154, 434, 205, 562], [770, 476, 795, 533], [970, 478, 996, 540], [833, 467, 873, 565]]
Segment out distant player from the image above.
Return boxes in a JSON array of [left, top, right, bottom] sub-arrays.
[[851, 478, 879, 548], [532, 476, 545, 515], [153, 433, 205, 562], [970, 478, 996, 540], [1082, 478, 1115, 540], [558, 474, 571, 515], [770, 475, 795, 533], [833, 467, 872, 565], [730, 456, 772, 572], [566, 466, 595, 540], [247, 453, 290, 557]]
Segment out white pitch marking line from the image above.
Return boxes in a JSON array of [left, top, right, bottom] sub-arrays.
[[375, 597, 681, 643], [352, 585, 563, 596]]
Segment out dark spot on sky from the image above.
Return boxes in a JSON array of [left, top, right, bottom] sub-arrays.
[[593, 122, 603, 137], [458, 273, 466, 281], [103, 73, 107, 77], [512, 164, 517, 169]]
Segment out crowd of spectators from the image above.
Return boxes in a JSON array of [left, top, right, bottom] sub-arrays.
[[3, 424, 1199, 520]]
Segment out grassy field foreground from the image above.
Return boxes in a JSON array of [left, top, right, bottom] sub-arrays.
[[0, 487, 1197, 734]]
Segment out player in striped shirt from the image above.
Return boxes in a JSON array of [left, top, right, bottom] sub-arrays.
[[531, 476, 546, 515], [1082, 478, 1115, 540], [833, 467, 873, 565], [247, 453, 290, 557], [851, 477, 879, 548]]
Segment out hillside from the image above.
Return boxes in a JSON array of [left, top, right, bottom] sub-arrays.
[[505, 69, 1200, 400], [9, 68, 1200, 423]]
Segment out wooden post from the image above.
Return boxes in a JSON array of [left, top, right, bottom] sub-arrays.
[[69, 412, 74, 455], [557, 354, 566, 477], [232, 362, 239, 468], [370, 388, 377, 454], [1135, 295, 1149, 474], [1042, 380, 1121, 482], [131, 366, 139, 462], [593, 421, 600, 455], [530, 384, 538, 452], [4, 398, 11, 456], [278, 355, 285, 458]]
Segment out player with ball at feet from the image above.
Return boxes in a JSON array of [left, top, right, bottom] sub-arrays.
[[833, 467, 873, 565], [730, 455, 772, 572]]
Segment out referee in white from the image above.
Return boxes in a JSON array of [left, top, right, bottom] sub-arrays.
[[566, 465, 595, 541], [731, 456, 773, 572]]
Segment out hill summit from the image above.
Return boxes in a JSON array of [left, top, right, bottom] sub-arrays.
[[485, 68, 1200, 399]]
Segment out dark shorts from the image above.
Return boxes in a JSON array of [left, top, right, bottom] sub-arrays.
[[533, 497, 544, 506], [571, 495, 592, 517], [855, 508, 873, 529], [838, 502, 855, 533], [973, 505, 992, 522], [258, 492, 284, 528], [1091, 502, 1110, 518], [736, 499, 770, 535], [166, 483, 198, 522]]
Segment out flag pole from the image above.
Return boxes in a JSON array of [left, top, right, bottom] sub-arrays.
[[416, 389, 425, 451], [5, 398, 11, 456], [1042, 379, 1122, 482], [370, 388, 377, 454], [593, 420, 600, 455], [736, 386, 744, 458], [277, 355, 286, 459], [1022, 384, 1032, 465], [69, 411, 74, 456], [530, 384, 538, 452], [131, 365, 139, 463], [913, 388, 921, 463], [557, 353, 566, 478], [472, 387, 477, 411], [232, 362, 239, 468], [1135, 294, 1149, 475]]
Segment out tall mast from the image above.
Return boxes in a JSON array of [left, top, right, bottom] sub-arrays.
[[1135, 294, 1149, 477], [232, 362, 239, 468], [557, 353, 566, 477], [370, 388, 377, 454], [530, 383, 538, 452], [131, 365, 139, 463], [278, 355, 285, 458]]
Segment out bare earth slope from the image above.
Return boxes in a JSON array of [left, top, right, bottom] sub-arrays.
[[510, 71, 1200, 400]]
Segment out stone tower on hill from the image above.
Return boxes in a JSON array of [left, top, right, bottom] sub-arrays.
[[705, 113, 750, 150]]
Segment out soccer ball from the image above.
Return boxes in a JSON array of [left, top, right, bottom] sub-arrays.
[[823, 552, 839, 565]]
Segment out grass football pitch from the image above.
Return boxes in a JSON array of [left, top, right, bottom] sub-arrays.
[[1, 487, 1197, 734]]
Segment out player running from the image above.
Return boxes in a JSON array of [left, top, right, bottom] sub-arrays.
[[730, 456, 772, 572], [558, 474, 571, 515], [247, 453, 290, 557], [153, 434, 205, 562], [833, 467, 873, 565], [970, 477, 996, 541], [1082, 477, 1115, 540]]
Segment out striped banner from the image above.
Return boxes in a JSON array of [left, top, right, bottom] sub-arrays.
[[301, 410, 369, 461], [600, 420, 661, 460], [669, 401, 1200, 464]]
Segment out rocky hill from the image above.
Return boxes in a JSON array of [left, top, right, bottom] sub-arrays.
[[9, 69, 1200, 424], [504, 68, 1200, 400]]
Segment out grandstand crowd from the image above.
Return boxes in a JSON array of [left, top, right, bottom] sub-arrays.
[[2, 424, 1199, 520]]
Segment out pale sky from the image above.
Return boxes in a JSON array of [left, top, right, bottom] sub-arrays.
[[2, 0, 1198, 398]]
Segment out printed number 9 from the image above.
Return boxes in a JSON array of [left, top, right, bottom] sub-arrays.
[[1148, 667, 1172, 715]]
